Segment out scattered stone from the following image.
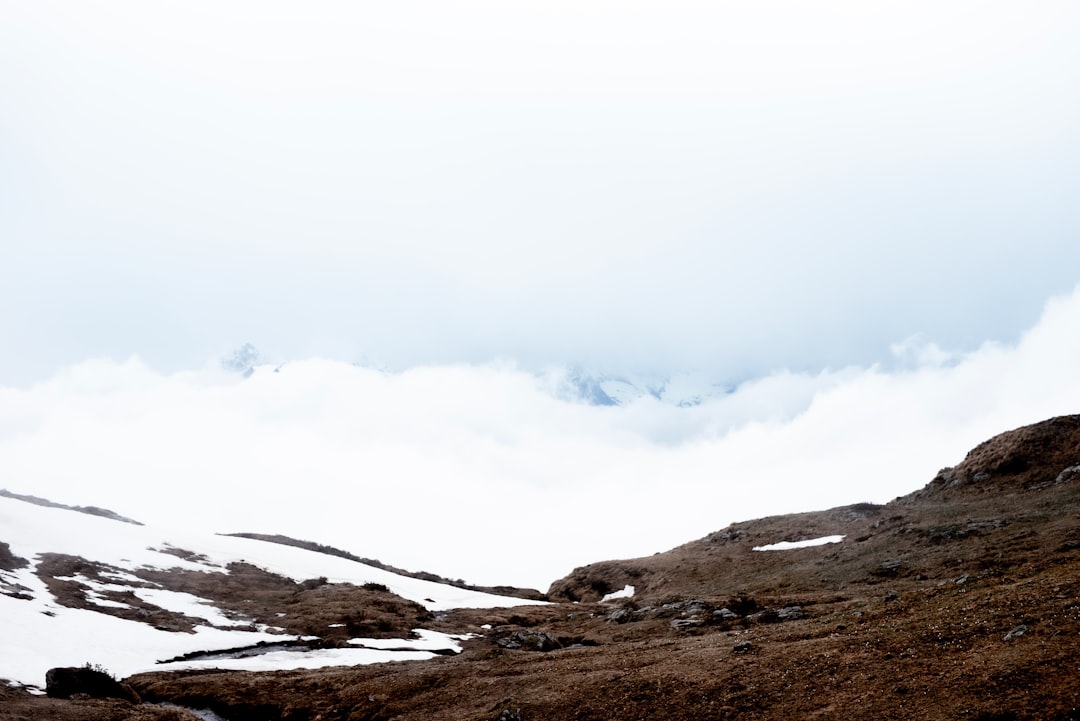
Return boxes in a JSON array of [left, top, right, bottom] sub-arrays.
[[875, 559, 903, 576], [660, 599, 714, 617], [1003, 624, 1028, 641], [670, 618, 705, 631], [776, 606, 804, 621], [747, 609, 778, 623], [934, 467, 962, 486], [924, 520, 1006, 543], [1054, 465, 1080, 485], [745, 606, 804, 624], [684, 600, 712, 616], [496, 631, 562, 652], [707, 529, 745, 543], [495, 709, 523, 721]]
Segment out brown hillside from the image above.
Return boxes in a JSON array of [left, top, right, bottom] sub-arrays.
[[8, 415, 1080, 721], [549, 414, 1080, 604]]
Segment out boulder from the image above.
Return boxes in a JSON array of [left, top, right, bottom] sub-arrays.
[[776, 606, 805, 621], [670, 618, 706, 631], [45, 666, 140, 703], [496, 630, 562, 652], [1003, 624, 1028, 641], [713, 608, 739, 622]]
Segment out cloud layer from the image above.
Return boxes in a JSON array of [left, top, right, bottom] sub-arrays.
[[3, 286, 1080, 589]]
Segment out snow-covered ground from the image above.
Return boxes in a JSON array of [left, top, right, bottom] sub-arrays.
[[158, 630, 475, 673], [0, 495, 544, 688]]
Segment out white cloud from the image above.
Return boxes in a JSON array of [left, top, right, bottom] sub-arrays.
[[1, 2, 1078, 587], [3, 286, 1080, 589]]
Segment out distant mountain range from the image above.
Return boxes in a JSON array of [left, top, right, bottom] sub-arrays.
[[557, 369, 731, 407], [222, 345, 733, 408]]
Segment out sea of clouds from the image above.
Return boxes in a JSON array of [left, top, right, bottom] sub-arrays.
[[2, 285, 1080, 589]]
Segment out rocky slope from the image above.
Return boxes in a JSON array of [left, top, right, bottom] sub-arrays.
[[5, 415, 1080, 721]]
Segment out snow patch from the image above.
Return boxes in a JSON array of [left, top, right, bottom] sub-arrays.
[[600, 585, 635, 602], [0, 495, 546, 688], [348, 629, 471, 652], [752, 535, 844, 551], [131, 588, 251, 629]]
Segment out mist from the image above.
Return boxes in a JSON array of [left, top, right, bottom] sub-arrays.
[[2, 286, 1079, 588]]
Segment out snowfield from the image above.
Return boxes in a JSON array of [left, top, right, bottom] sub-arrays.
[[0, 495, 544, 688]]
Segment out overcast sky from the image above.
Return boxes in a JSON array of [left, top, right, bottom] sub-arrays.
[[4, 1, 1079, 380], [2, 2, 1080, 587]]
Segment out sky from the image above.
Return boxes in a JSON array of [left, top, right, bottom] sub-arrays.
[[2, 2, 1080, 588]]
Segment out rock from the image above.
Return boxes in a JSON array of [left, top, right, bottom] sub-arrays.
[[733, 641, 754, 654], [873, 559, 903, 577], [884, 590, 900, 603], [747, 609, 779, 624], [776, 606, 804, 621], [670, 618, 705, 631], [683, 600, 712, 616], [496, 630, 562, 652], [743, 606, 805, 624], [954, 574, 970, 585], [1003, 624, 1028, 641], [1055, 465, 1080, 485], [45, 666, 140, 703], [659, 599, 714, 618], [713, 608, 739, 622]]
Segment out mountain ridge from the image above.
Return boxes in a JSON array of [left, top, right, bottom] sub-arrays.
[[3, 415, 1079, 720]]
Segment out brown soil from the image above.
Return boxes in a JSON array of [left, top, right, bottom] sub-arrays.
[[32, 553, 434, 641], [8, 415, 1080, 720]]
